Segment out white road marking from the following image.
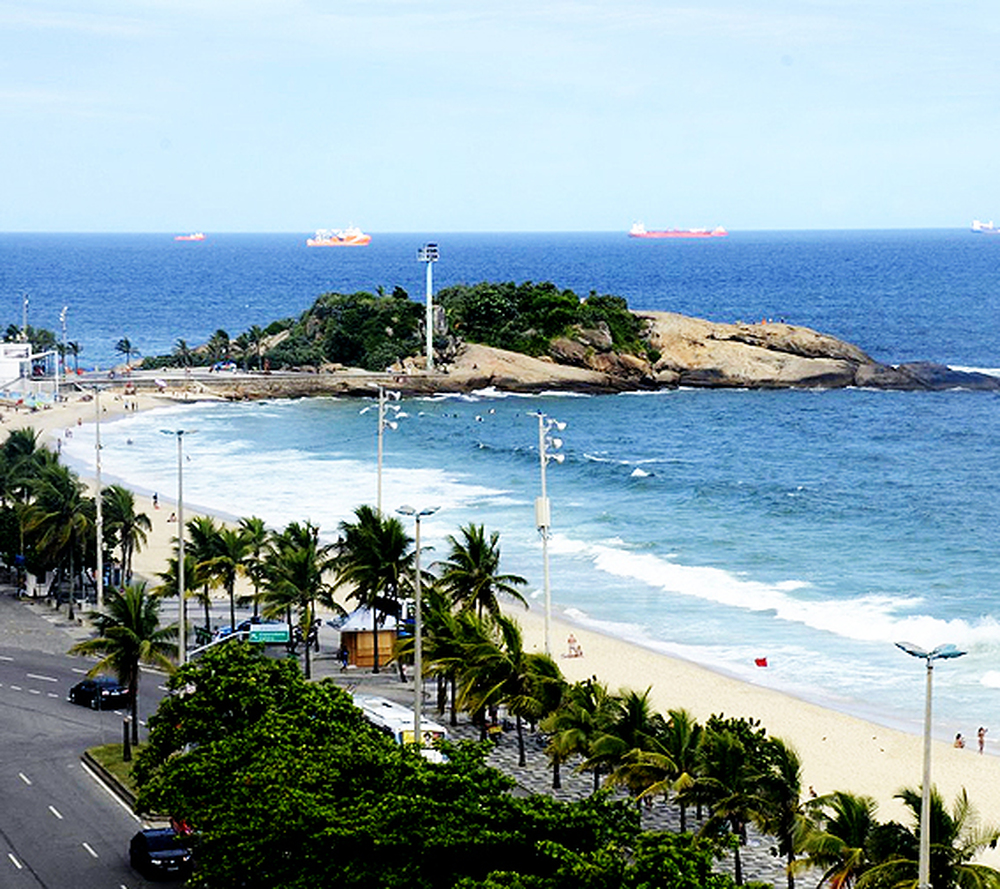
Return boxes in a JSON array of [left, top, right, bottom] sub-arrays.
[[71, 667, 88, 674], [18, 772, 31, 785], [0, 655, 13, 661], [47, 692, 59, 698], [26, 673, 58, 683], [7, 853, 22, 869], [10, 685, 21, 691], [48, 805, 63, 819], [82, 841, 98, 858], [28, 689, 40, 695], [79, 761, 142, 822]]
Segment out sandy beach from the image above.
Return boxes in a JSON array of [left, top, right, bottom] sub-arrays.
[[10, 388, 1000, 864]]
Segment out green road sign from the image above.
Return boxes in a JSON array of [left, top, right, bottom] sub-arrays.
[[249, 626, 290, 644]]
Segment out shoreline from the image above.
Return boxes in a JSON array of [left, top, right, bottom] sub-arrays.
[[10, 390, 1000, 864]]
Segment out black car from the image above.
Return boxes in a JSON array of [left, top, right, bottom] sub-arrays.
[[68, 675, 131, 710], [129, 828, 193, 880]]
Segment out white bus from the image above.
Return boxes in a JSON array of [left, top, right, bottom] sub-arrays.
[[351, 693, 449, 762]]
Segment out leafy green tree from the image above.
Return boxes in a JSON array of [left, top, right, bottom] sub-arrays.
[[437, 523, 527, 618], [102, 484, 151, 583], [336, 504, 413, 674], [70, 582, 175, 743]]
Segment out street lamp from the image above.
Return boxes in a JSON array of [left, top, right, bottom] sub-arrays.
[[896, 641, 967, 889], [528, 411, 566, 656], [57, 305, 67, 401], [361, 386, 403, 513], [396, 504, 439, 753], [162, 429, 196, 665], [416, 243, 439, 371], [93, 386, 104, 610]]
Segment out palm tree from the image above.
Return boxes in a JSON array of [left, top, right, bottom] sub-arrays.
[[422, 584, 467, 725], [753, 737, 806, 889], [238, 516, 269, 617], [154, 550, 201, 642], [102, 484, 151, 583], [23, 461, 94, 619], [436, 523, 527, 618], [66, 341, 82, 375], [660, 708, 703, 832], [248, 324, 266, 369], [795, 791, 880, 889], [541, 677, 619, 792], [207, 329, 230, 363], [261, 521, 339, 679], [173, 338, 193, 368], [202, 525, 252, 633], [184, 515, 222, 633], [70, 582, 175, 744], [115, 336, 139, 367], [862, 787, 1000, 889], [335, 504, 413, 674], [457, 613, 563, 766]]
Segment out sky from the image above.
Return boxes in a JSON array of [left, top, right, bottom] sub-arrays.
[[1, 0, 997, 232]]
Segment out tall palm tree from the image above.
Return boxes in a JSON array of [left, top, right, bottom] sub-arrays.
[[154, 550, 201, 641], [248, 324, 266, 369], [66, 341, 81, 375], [753, 737, 805, 889], [185, 515, 222, 633], [238, 516, 269, 617], [70, 582, 175, 744], [23, 461, 94, 619], [436, 523, 527, 618], [173, 338, 193, 368], [795, 791, 880, 889], [662, 708, 703, 832], [457, 613, 563, 766], [203, 525, 252, 632], [102, 484, 151, 583], [422, 584, 468, 725], [261, 521, 339, 679], [335, 504, 413, 674]]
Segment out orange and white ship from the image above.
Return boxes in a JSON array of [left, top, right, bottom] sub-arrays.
[[306, 226, 371, 247], [174, 232, 206, 241]]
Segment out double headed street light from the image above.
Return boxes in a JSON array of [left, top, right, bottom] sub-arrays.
[[93, 386, 104, 610], [896, 641, 967, 889], [361, 386, 403, 513], [396, 505, 439, 753], [417, 243, 439, 371], [529, 411, 566, 656], [162, 429, 196, 665]]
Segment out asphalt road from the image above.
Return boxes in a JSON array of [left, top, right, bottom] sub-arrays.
[[0, 594, 172, 888]]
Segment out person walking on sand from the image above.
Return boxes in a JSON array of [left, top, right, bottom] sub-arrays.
[[978, 726, 987, 754]]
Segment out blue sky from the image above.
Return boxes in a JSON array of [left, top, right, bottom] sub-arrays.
[[2, 1, 997, 232]]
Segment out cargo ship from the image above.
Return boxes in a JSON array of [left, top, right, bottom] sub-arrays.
[[306, 226, 371, 247], [174, 232, 206, 241], [629, 222, 727, 239], [971, 220, 1000, 234]]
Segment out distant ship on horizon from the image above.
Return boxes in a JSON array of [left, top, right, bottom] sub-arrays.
[[306, 226, 371, 246], [629, 222, 727, 239], [971, 220, 1000, 234], [174, 232, 206, 241]]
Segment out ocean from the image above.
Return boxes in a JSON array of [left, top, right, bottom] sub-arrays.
[[5, 229, 1000, 741]]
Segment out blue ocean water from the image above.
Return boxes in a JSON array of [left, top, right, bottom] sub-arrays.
[[6, 230, 1000, 740]]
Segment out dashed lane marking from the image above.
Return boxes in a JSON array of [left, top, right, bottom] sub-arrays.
[[7, 852, 22, 869], [82, 842, 98, 858], [48, 805, 63, 820], [18, 772, 31, 785], [26, 673, 58, 683]]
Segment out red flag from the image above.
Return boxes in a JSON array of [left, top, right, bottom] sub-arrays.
[[754, 657, 768, 667]]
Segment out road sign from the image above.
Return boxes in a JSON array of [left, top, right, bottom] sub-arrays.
[[249, 626, 289, 644]]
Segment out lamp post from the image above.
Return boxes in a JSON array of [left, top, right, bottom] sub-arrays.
[[896, 641, 967, 889], [56, 305, 67, 401], [94, 386, 104, 610], [416, 243, 439, 371], [528, 411, 566, 656], [396, 504, 439, 752], [162, 429, 196, 665]]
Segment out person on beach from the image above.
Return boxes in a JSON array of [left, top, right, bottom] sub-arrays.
[[153, 493, 159, 509], [979, 726, 987, 754], [954, 733, 965, 749]]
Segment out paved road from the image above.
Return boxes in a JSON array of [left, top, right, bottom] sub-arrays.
[[0, 593, 171, 888]]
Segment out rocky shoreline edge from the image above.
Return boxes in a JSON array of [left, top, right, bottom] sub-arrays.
[[110, 310, 1000, 399]]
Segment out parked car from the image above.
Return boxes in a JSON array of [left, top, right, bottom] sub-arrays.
[[68, 675, 131, 710], [129, 828, 193, 880]]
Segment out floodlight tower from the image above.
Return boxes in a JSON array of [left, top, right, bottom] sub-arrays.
[[417, 243, 439, 371]]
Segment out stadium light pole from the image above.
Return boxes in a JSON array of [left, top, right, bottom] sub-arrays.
[[896, 641, 967, 889], [162, 429, 196, 665], [416, 243, 439, 371], [396, 504, 438, 752], [529, 411, 566, 656]]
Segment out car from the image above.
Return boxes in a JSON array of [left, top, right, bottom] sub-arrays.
[[129, 828, 193, 880], [67, 675, 131, 710]]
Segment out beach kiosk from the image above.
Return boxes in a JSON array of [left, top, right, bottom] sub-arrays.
[[338, 607, 399, 668]]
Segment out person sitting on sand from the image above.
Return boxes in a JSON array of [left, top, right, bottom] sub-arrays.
[[566, 634, 583, 658], [954, 733, 965, 749]]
